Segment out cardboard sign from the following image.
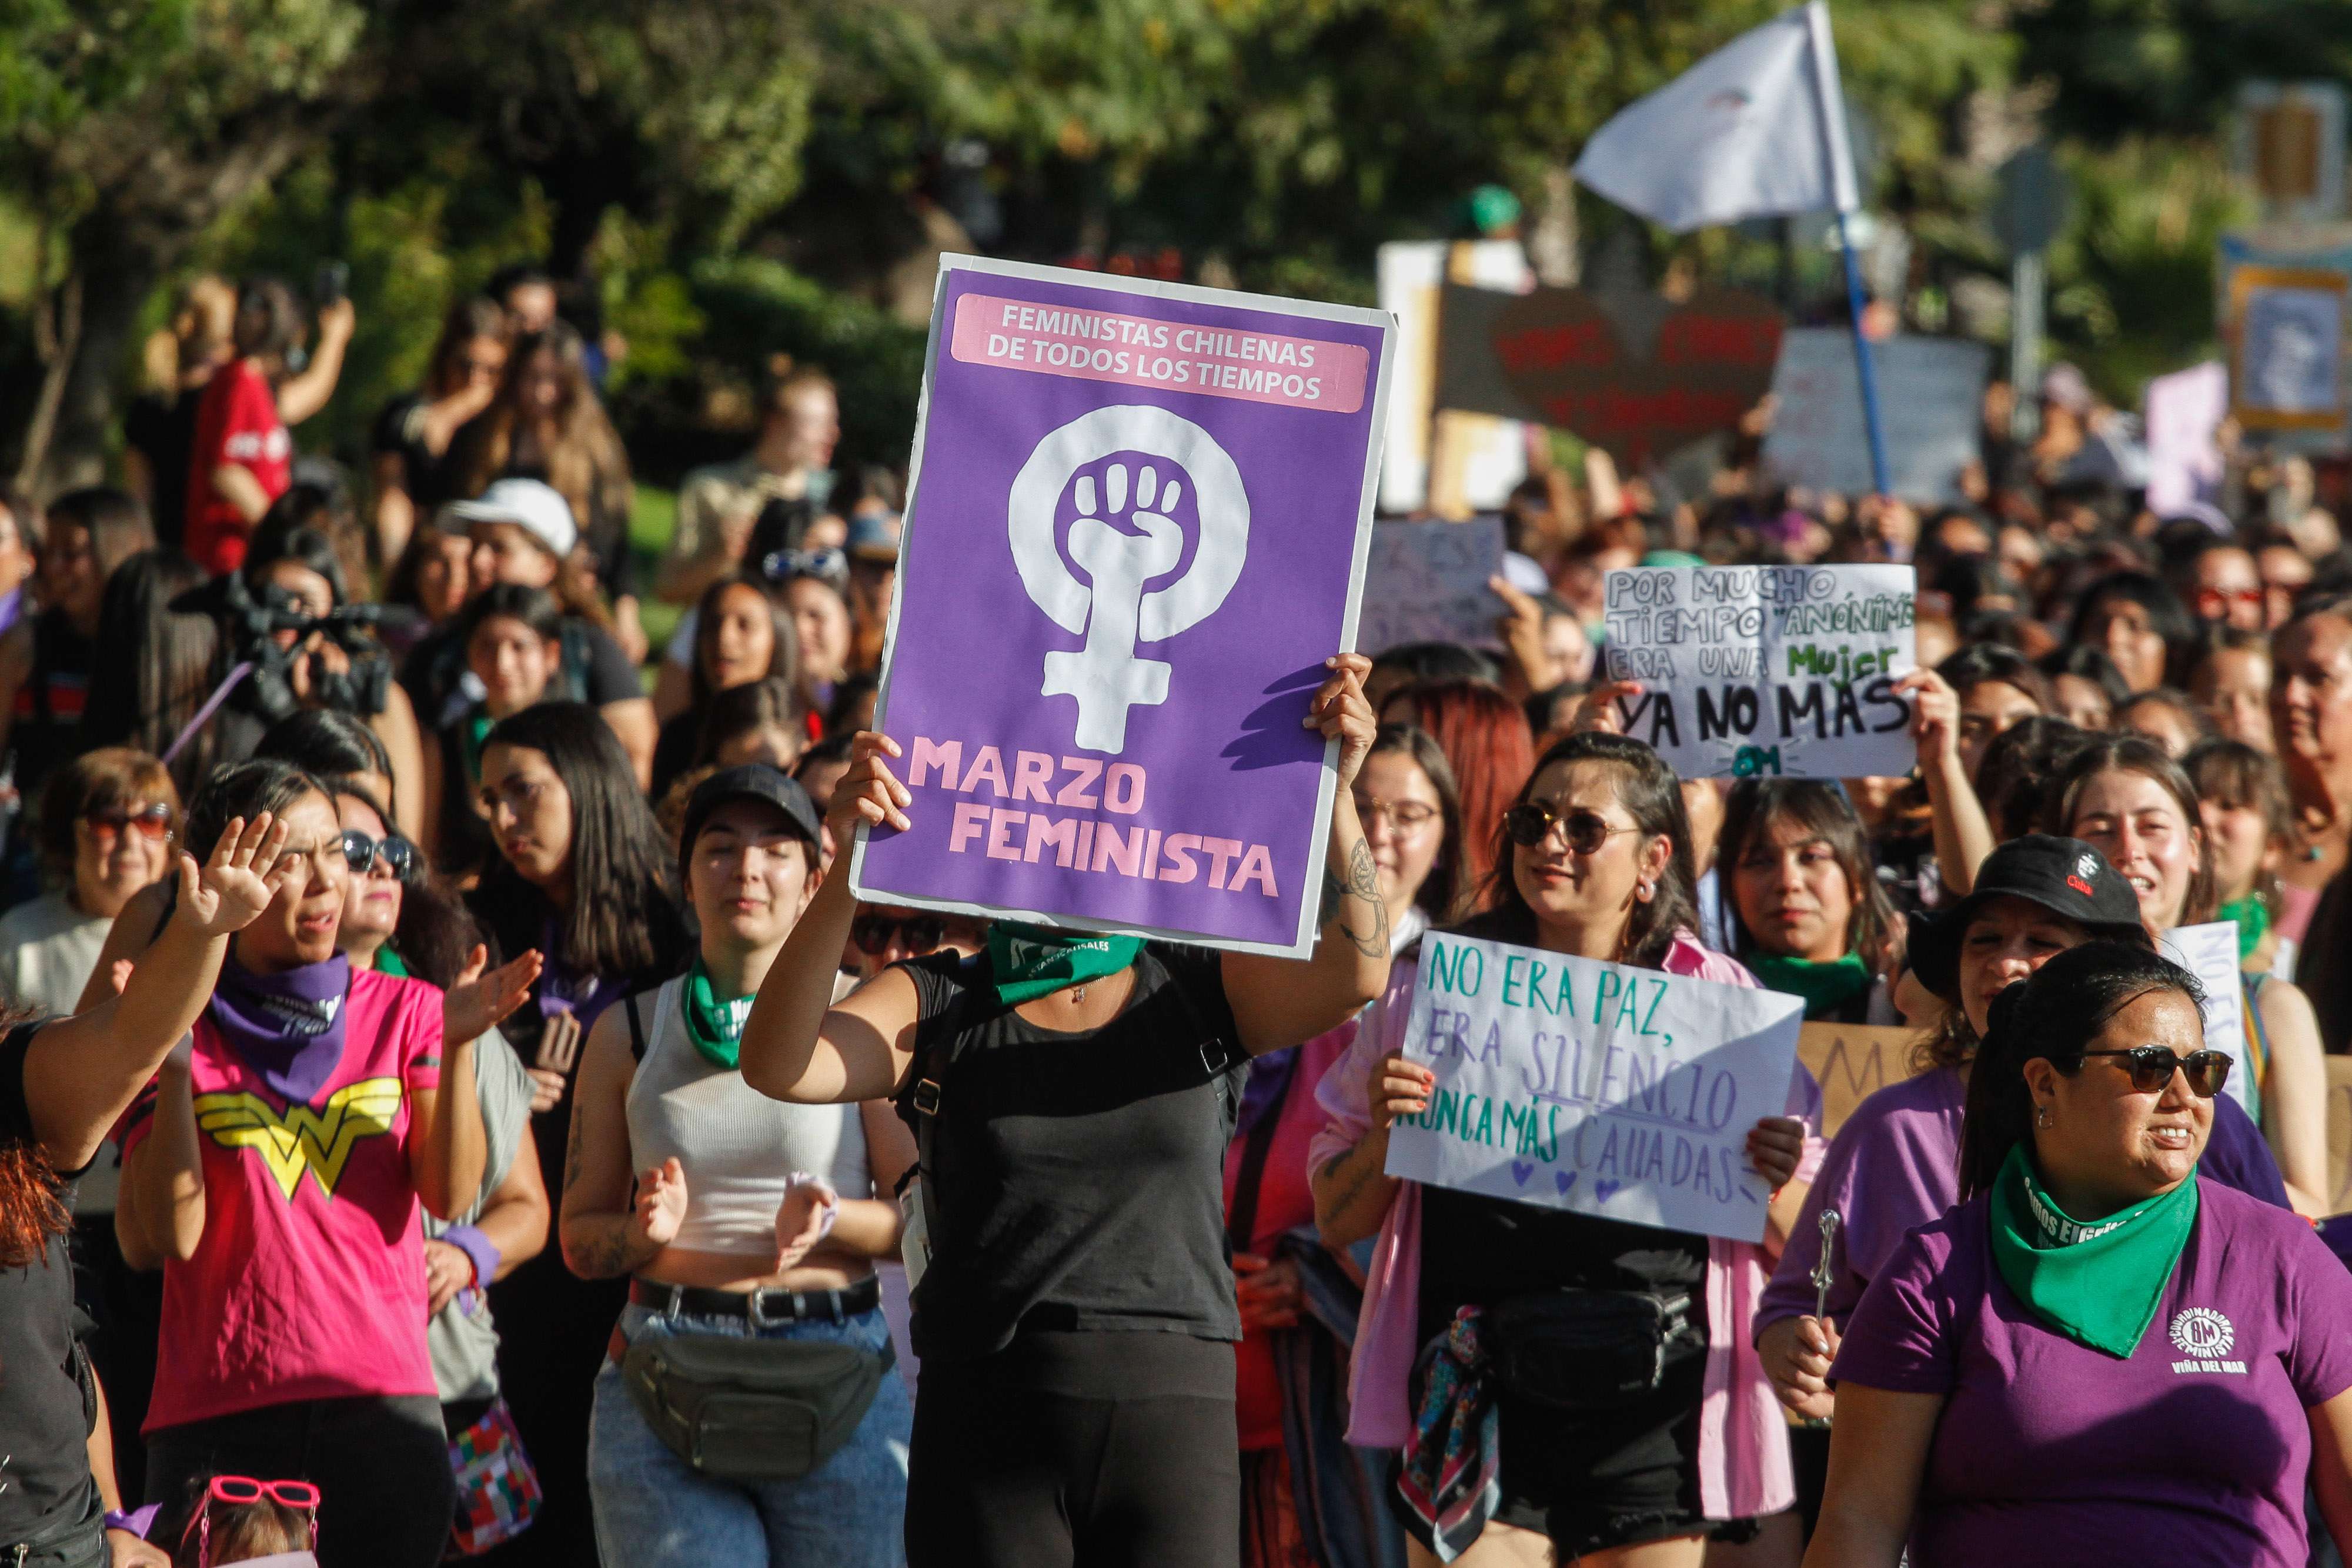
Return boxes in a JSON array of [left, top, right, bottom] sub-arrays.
[[1377, 241, 1532, 515], [1434, 282, 1785, 467], [1799, 1022, 1926, 1140], [851, 256, 1395, 957], [1382, 931, 1804, 1243], [2159, 921, 2253, 1116], [1357, 519, 1506, 658], [1762, 330, 1989, 504], [1600, 564, 1917, 779]]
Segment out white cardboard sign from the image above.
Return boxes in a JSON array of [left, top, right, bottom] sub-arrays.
[[2161, 920, 2253, 1115], [1357, 518, 1508, 657], [1382, 931, 1804, 1244], [1601, 564, 1917, 778]]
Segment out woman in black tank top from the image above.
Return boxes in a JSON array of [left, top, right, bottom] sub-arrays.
[[739, 654, 1389, 1568]]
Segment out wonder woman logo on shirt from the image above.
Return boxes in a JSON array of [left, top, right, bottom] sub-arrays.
[[193, 1078, 403, 1200]]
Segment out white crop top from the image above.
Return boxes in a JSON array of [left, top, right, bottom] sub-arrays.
[[623, 975, 870, 1256]]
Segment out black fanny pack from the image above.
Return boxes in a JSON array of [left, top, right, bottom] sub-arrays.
[[1486, 1288, 1697, 1410], [621, 1333, 896, 1482]]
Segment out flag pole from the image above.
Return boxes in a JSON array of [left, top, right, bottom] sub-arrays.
[[1805, 1, 1892, 497], [1835, 213, 1893, 495]]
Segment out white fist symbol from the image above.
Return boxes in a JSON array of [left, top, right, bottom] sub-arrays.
[[1008, 406, 1250, 754]]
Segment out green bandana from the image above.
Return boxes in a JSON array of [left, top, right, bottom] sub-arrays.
[[460, 708, 495, 787], [1987, 1142, 2197, 1358], [373, 947, 410, 979], [1752, 952, 1873, 1021], [2219, 895, 2271, 967], [682, 958, 755, 1070], [987, 922, 1143, 1006]]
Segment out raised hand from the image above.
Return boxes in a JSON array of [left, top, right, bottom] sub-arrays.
[[634, 1157, 689, 1249], [1304, 653, 1377, 788], [1490, 574, 1563, 692], [1895, 668, 1957, 770], [830, 732, 911, 838], [173, 813, 297, 938], [1569, 678, 1642, 736], [445, 945, 543, 1047]]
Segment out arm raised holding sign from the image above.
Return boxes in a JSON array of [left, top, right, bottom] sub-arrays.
[[1897, 666, 1994, 899]]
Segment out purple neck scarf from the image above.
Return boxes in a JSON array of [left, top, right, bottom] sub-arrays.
[[209, 952, 352, 1104], [536, 915, 622, 1029]]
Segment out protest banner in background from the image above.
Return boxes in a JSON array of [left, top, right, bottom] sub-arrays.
[[2229, 264, 2348, 434], [2144, 361, 2228, 516], [851, 255, 1395, 957], [1600, 563, 1917, 778], [1799, 1022, 1925, 1138], [1378, 241, 1532, 516], [1762, 330, 1989, 503], [1433, 282, 1784, 467], [2159, 921, 2253, 1116], [1356, 518, 1506, 657], [1383, 931, 1804, 1243]]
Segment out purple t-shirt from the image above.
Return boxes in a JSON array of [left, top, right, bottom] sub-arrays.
[[1832, 1178, 2352, 1567], [1758, 1068, 2290, 1340]]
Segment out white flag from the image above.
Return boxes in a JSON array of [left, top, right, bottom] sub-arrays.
[[1572, 1, 1859, 233]]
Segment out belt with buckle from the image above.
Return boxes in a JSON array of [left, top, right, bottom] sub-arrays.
[[629, 1275, 880, 1328]]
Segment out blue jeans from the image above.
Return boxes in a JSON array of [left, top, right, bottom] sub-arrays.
[[589, 1301, 911, 1567]]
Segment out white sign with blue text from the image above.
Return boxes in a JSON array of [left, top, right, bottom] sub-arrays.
[[1382, 932, 1805, 1243]]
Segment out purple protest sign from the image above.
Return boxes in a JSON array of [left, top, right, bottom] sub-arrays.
[[849, 257, 1395, 956]]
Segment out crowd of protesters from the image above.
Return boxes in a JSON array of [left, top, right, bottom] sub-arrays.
[[1, 253, 2351, 1568]]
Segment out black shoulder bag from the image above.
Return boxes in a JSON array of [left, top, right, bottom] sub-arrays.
[[616, 991, 897, 1482]]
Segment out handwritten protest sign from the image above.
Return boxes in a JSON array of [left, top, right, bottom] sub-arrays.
[[1377, 241, 1531, 515], [1434, 282, 1784, 467], [1383, 931, 1803, 1243], [1600, 564, 1917, 779], [2159, 921, 2252, 1116], [851, 256, 1395, 957], [2144, 362, 2227, 516], [1799, 1022, 1924, 1139], [1762, 330, 1989, 504], [1357, 519, 1506, 657]]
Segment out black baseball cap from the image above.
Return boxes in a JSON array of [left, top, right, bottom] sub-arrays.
[[1907, 834, 2152, 1001], [680, 765, 823, 862]]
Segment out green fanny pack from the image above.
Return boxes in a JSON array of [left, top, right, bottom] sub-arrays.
[[622, 1332, 896, 1482]]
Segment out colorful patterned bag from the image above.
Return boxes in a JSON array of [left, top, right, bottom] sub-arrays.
[[446, 1398, 542, 1557]]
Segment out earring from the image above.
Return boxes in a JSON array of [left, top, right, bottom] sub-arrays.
[[2034, 1105, 2052, 1130], [1636, 880, 1655, 903]]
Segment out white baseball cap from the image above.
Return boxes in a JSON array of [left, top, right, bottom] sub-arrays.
[[448, 478, 578, 560]]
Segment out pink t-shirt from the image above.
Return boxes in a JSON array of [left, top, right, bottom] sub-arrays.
[[125, 969, 445, 1432]]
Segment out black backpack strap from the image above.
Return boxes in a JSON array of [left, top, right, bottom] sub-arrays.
[[624, 990, 647, 1062]]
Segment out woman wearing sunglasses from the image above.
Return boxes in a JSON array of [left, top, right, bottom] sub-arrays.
[[176, 1473, 322, 1566], [1810, 942, 2352, 1567], [1310, 731, 1819, 1568], [2059, 737, 2329, 1216], [113, 760, 493, 1566]]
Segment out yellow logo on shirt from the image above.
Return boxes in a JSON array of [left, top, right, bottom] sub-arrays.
[[193, 1077, 403, 1201]]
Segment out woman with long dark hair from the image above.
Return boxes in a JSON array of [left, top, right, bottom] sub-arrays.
[[466, 702, 689, 1567], [77, 550, 218, 802], [1312, 732, 1819, 1568], [1717, 778, 1905, 1026], [419, 584, 566, 872], [1812, 943, 2352, 1566], [740, 655, 1394, 1568], [650, 575, 796, 799], [115, 760, 489, 1563], [372, 297, 512, 566], [0, 798, 289, 1566]]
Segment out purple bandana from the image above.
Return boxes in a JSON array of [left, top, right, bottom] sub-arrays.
[[208, 953, 352, 1104], [535, 915, 622, 1028]]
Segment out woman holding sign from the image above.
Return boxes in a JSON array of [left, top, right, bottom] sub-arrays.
[[1309, 731, 1819, 1568], [737, 653, 1393, 1568], [1808, 942, 2352, 1567], [2057, 737, 2330, 1215]]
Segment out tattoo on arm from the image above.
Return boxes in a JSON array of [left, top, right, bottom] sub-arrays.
[[1331, 838, 1388, 958]]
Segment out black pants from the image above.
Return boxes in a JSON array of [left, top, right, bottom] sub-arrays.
[[71, 1211, 162, 1506], [144, 1393, 454, 1568], [906, 1332, 1240, 1568]]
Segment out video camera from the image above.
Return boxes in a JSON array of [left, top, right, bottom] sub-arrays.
[[211, 571, 393, 723]]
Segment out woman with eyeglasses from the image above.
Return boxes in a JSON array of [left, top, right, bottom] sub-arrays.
[[113, 760, 491, 1566], [464, 702, 690, 1568], [1311, 732, 1819, 1568], [1231, 724, 1461, 1568], [1808, 943, 2352, 1567], [649, 576, 797, 801], [2057, 737, 2328, 1215], [417, 584, 566, 874]]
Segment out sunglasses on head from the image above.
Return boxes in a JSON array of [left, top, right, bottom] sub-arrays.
[[761, 547, 848, 589], [2081, 1045, 2233, 1098], [1503, 800, 1640, 854], [83, 802, 172, 843], [339, 830, 419, 881], [851, 914, 946, 956], [183, 1475, 321, 1567]]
